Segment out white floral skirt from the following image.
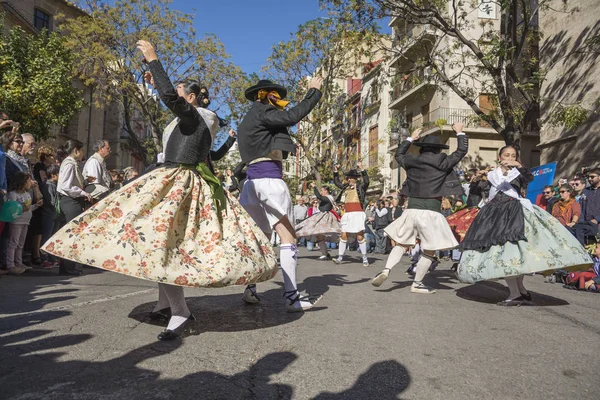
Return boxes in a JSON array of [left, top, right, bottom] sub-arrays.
[[42, 167, 278, 288]]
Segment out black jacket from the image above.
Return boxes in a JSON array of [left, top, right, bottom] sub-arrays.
[[334, 170, 370, 208], [314, 187, 334, 213], [207, 135, 236, 173], [237, 88, 322, 164], [388, 206, 402, 221], [397, 135, 468, 198], [373, 207, 390, 229], [466, 179, 491, 207], [149, 60, 212, 166]]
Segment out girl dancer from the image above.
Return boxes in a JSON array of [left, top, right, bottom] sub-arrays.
[[42, 40, 277, 340], [457, 146, 592, 305], [296, 183, 341, 260]]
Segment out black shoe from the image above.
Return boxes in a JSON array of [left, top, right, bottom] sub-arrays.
[[157, 314, 196, 341], [450, 262, 458, 272], [59, 269, 82, 276], [148, 307, 171, 321], [520, 291, 532, 301]]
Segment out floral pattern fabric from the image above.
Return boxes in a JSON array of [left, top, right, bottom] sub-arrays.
[[446, 207, 480, 242], [42, 167, 278, 288], [457, 204, 593, 284]]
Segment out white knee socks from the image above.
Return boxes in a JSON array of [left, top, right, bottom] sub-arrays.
[[337, 239, 347, 260], [358, 239, 367, 260], [160, 283, 191, 331], [280, 244, 298, 294], [153, 283, 170, 312], [384, 246, 405, 271], [413, 255, 433, 283]]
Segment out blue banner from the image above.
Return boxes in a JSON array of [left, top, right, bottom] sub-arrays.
[[526, 162, 557, 203]]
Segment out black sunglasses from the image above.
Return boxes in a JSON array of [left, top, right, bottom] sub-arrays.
[[543, 191, 552, 194], [12, 140, 23, 144], [559, 190, 569, 193]]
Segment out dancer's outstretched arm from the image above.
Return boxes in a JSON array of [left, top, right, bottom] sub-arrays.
[[261, 77, 323, 128], [137, 40, 198, 120]]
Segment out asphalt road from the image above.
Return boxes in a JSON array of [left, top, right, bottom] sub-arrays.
[[1, 247, 599, 399]]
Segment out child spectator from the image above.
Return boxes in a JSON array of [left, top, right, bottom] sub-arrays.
[[6, 172, 42, 274], [40, 165, 61, 268]]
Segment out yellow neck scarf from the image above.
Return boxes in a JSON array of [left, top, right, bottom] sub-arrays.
[[257, 89, 289, 110]]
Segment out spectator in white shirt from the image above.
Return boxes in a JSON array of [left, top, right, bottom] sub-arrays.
[[82, 139, 112, 200], [57, 139, 92, 275]]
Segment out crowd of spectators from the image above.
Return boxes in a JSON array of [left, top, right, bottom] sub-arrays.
[[0, 110, 139, 276]]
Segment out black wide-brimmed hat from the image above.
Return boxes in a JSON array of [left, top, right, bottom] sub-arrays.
[[345, 169, 362, 178], [245, 80, 288, 101], [413, 135, 449, 149]]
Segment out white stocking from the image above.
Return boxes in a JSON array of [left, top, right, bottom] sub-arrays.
[[160, 283, 191, 331], [384, 246, 405, 270], [505, 277, 522, 300], [153, 283, 170, 312]]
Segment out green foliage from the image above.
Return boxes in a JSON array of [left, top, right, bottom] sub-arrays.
[[60, 0, 250, 164], [548, 104, 589, 130], [264, 16, 380, 183], [0, 22, 83, 139], [320, 0, 592, 147]]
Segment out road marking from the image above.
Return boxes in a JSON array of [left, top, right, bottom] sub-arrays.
[[1, 288, 157, 318]]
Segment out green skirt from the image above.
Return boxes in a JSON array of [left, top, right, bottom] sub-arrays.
[[457, 204, 593, 283]]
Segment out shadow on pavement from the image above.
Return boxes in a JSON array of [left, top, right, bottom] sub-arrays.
[[456, 281, 570, 306], [128, 288, 311, 337], [313, 360, 411, 399]]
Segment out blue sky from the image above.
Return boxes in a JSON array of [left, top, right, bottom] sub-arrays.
[[170, 0, 327, 75]]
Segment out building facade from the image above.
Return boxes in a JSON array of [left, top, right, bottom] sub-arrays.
[[386, 2, 540, 190], [539, 0, 600, 177]]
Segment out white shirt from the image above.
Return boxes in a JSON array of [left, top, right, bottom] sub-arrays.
[[57, 157, 85, 198], [82, 157, 107, 186]]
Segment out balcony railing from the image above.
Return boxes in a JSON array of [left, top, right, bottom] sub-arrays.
[[390, 68, 430, 103], [412, 108, 498, 130]]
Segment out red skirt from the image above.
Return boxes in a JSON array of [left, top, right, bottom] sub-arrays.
[[446, 207, 480, 242]]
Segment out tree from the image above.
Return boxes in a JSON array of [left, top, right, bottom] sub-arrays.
[[0, 22, 83, 139], [60, 0, 250, 165], [321, 0, 597, 149], [264, 17, 380, 185]]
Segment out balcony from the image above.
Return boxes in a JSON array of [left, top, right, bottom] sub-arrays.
[[412, 107, 500, 134], [388, 24, 436, 67], [388, 68, 433, 109]]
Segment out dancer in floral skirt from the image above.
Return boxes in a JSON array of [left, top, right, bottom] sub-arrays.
[[42, 41, 278, 340], [457, 145, 593, 305], [296, 183, 341, 260]]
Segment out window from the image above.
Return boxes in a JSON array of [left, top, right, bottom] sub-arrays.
[[34, 9, 51, 31]]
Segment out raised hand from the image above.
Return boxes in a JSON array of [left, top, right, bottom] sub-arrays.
[[136, 40, 158, 63], [308, 76, 324, 91], [357, 161, 363, 170], [0, 120, 13, 130], [144, 71, 155, 87], [410, 128, 422, 141], [228, 129, 237, 138], [451, 122, 464, 134]]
